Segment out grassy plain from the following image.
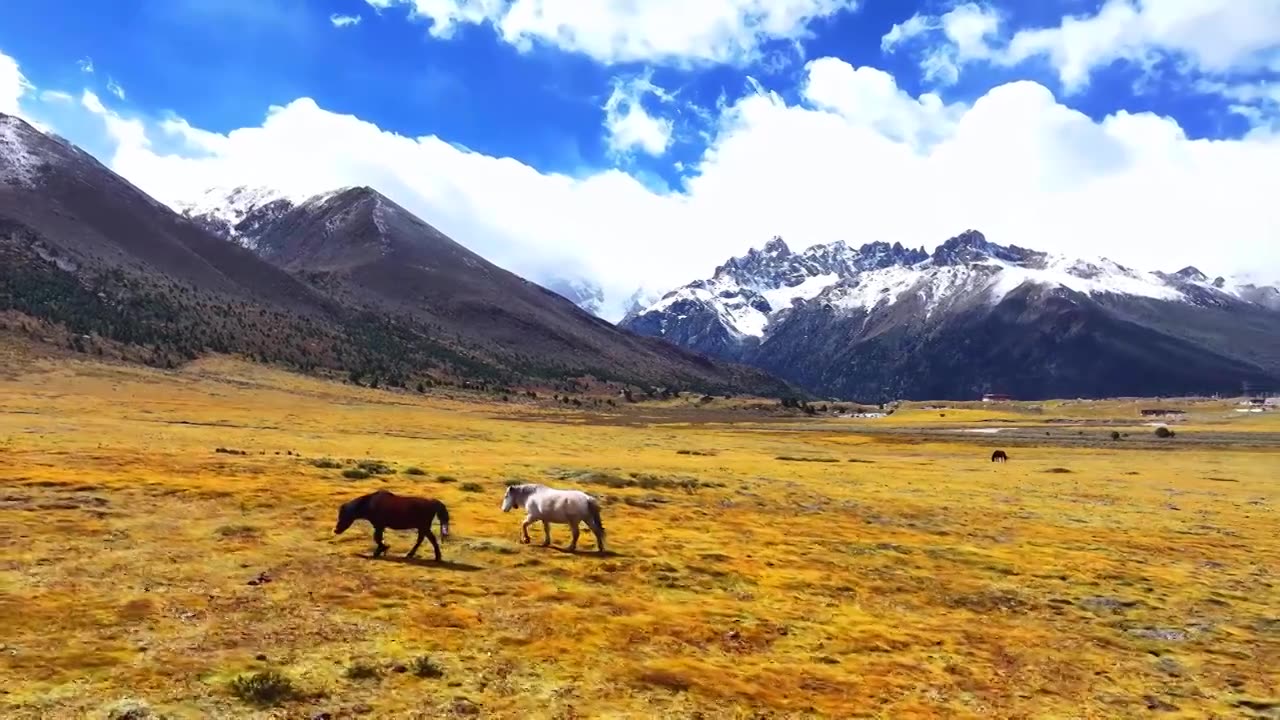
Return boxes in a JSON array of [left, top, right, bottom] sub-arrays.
[[1, 342, 1277, 719]]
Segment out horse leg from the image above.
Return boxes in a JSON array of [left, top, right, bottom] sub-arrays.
[[425, 529, 441, 562], [406, 529, 425, 559], [568, 521, 580, 552], [541, 520, 551, 547], [372, 526, 388, 558], [521, 515, 536, 544], [590, 522, 606, 554]]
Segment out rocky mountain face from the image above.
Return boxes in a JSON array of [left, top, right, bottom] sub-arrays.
[[623, 230, 1280, 400], [543, 277, 605, 317], [0, 113, 790, 395]]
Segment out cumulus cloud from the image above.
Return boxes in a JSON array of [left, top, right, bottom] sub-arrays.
[[1, 50, 33, 117], [887, 0, 1280, 94], [364, 0, 860, 65], [60, 53, 1277, 320], [107, 77, 126, 100], [330, 13, 363, 28], [603, 73, 675, 157]]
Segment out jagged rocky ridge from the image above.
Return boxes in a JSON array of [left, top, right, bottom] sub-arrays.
[[624, 231, 1280, 400]]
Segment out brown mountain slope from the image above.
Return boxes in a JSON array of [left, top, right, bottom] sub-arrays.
[[0, 113, 789, 395], [251, 186, 778, 386]]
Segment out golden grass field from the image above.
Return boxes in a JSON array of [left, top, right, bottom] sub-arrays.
[[1, 342, 1277, 719]]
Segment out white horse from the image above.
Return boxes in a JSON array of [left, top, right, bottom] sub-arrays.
[[501, 483, 607, 554]]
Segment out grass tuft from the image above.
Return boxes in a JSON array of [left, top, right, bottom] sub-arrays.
[[410, 655, 444, 678], [228, 670, 298, 707], [345, 660, 382, 681]]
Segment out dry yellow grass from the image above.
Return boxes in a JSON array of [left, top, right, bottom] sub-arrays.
[[1, 346, 1277, 719]]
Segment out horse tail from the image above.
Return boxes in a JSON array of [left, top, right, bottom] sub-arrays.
[[587, 497, 605, 537], [437, 501, 450, 539]]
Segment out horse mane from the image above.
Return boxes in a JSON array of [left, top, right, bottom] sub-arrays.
[[347, 490, 387, 515]]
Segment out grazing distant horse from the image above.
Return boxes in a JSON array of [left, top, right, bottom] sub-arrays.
[[501, 483, 606, 554], [991, 450, 1008, 463], [334, 489, 450, 561]]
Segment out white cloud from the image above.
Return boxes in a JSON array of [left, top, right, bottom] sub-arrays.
[[107, 77, 126, 100], [330, 13, 363, 28], [883, 4, 1003, 86], [603, 73, 674, 157], [365, 0, 860, 65], [888, 0, 1280, 94], [1, 51, 34, 118], [39, 90, 75, 104], [78, 56, 95, 74], [81, 90, 149, 150], [58, 54, 1275, 321]]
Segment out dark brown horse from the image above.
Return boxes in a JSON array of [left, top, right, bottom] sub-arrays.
[[334, 489, 450, 561], [991, 450, 1008, 463]]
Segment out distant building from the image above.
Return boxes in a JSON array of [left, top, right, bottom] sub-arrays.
[[982, 393, 1012, 402]]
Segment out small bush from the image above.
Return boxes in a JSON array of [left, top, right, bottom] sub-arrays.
[[345, 661, 382, 680], [459, 482, 484, 492], [311, 458, 343, 469], [776, 456, 840, 463], [411, 655, 444, 678], [215, 447, 248, 456], [229, 670, 297, 706], [342, 468, 371, 480], [357, 460, 395, 475], [1044, 467, 1074, 474], [404, 467, 426, 476], [1111, 431, 1121, 441], [1154, 427, 1175, 439], [437, 475, 458, 483]]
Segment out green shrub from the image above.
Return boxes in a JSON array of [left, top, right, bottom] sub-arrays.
[[411, 656, 444, 679], [459, 482, 484, 493], [229, 670, 297, 706], [404, 467, 426, 476], [310, 458, 343, 469], [356, 460, 394, 475], [342, 468, 371, 480], [437, 475, 458, 483], [345, 661, 382, 680]]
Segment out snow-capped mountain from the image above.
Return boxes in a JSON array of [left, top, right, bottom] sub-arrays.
[[173, 185, 298, 251], [624, 230, 1280, 400], [544, 276, 606, 317]]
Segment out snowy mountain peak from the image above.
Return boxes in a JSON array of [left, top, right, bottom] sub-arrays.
[[545, 276, 606, 317], [173, 184, 299, 250], [0, 114, 50, 188], [1174, 265, 1209, 283], [761, 236, 792, 256], [930, 229, 1042, 267], [627, 229, 1280, 344]]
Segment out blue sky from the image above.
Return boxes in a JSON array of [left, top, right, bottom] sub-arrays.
[[2, 0, 1278, 316]]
